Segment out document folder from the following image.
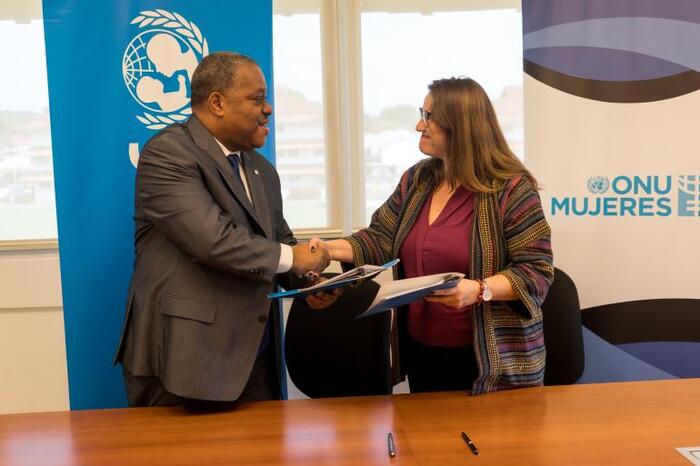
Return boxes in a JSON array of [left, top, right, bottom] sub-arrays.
[[357, 272, 465, 318], [268, 258, 400, 299]]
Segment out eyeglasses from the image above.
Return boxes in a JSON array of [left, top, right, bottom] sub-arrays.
[[418, 107, 432, 124]]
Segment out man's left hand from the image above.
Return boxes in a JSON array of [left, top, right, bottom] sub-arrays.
[[304, 277, 343, 310]]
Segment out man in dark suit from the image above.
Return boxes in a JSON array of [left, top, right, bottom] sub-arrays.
[[114, 52, 329, 407]]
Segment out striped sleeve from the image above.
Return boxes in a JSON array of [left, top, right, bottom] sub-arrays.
[[345, 166, 415, 266], [497, 177, 554, 318]]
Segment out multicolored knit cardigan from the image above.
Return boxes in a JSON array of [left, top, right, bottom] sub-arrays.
[[345, 161, 554, 394]]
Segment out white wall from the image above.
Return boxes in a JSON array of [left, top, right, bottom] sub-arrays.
[[0, 249, 69, 414]]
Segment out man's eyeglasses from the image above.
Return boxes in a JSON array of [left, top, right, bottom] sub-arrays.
[[419, 107, 432, 124]]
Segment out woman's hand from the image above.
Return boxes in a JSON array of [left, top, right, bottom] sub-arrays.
[[300, 238, 329, 281], [424, 279, 481, 308], [304, 277, 343, 310], [308, 237, 354, 263], [308, 237, 327, 255]]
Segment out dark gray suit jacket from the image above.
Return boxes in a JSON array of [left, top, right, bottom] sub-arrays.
[[115, 115, 296, 401]]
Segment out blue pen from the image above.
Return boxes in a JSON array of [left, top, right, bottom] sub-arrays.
[[387, 432, 396, 457]]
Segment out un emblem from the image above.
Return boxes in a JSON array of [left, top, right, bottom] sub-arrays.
[[122, 10, 209, 131], [587, 176, 609, 194]]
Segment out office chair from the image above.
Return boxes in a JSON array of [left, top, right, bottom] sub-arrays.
[[284, 273, 393, 398], [541, 267, 585, 385]]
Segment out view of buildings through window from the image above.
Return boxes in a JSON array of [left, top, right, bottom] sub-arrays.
[[273, 5, 523, 228], [1, 4, 522, 240], [273, 9, 328, 229], [0, 16, 56, 241], [362, 9, 524, 221], [273, 85, 327, 227]]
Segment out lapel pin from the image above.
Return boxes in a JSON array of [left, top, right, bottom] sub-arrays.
[[254, 169, 260, 175]]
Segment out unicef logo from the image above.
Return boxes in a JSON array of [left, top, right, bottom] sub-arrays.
[[587, 176, 610, 194], [122, 10, 209, 130]]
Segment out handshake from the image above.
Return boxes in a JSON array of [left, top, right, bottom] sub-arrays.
[[289, 238, 346, 310], [290, 239, 329, 280]]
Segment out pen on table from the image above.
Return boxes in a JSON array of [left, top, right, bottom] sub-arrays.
[[387, 432, 396, 457], [461, 431, 479, 455]]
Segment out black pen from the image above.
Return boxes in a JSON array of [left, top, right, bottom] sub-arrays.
[[461, 431, 479, 455], [387, 432, 396, 457]]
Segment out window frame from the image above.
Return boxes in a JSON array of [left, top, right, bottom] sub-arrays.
[[0, 239, 58, 252], [0, 2, 58, 250], [1, 0, 523, 248], [278, 0, 522, 240]]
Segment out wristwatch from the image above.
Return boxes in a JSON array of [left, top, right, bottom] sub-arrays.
[[478, 279, 493, 302]]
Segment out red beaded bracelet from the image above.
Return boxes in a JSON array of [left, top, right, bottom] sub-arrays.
[[477, 279, 492, 303]]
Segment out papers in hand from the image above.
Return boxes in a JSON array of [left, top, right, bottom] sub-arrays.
[[268, 258, 400, 299], [358, 272, 465, 318]]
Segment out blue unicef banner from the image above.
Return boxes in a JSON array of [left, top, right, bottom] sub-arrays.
[[43, 0, 274, 409], [522, 0, 700, 384]]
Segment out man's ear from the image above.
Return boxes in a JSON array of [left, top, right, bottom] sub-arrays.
[[208, 92, 225, 116]]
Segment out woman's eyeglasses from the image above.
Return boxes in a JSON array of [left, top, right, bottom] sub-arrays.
[[419, 107, 432, 124]]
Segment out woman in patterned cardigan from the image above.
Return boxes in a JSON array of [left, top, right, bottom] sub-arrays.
[[310, 77, 553, 395]]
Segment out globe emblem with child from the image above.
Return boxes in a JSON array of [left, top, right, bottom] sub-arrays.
[[122, 10, 209, 130]]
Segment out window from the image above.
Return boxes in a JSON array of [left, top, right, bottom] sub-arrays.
[[274, 0, 523, 234], [0, 1, 523, 242], [360, 5, 523, 222], [273, 1, 328, 229], [273, 0, 523, 233], [0, 2, 57, 243]]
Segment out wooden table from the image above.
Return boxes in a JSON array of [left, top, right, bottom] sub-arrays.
[[1, 379, 699, 465]]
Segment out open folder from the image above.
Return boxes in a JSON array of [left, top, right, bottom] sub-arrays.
[[268, 258, 400, 299], [357, 272, 465, 318]]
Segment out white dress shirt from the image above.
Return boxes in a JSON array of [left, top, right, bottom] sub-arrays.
[[214, 139, 293, 273]]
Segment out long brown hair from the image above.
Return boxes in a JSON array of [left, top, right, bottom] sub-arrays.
[[419, 77, 538, 192]]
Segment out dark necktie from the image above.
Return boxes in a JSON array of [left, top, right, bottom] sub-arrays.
[[227, 153, 243, 183], [228, 152, 267, 354]]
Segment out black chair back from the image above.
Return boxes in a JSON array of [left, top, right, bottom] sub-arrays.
[[541, 267, 585, 385], [284, 274, 392, 398]]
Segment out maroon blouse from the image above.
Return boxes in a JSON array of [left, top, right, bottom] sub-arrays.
[[399, 186, 475, 347]]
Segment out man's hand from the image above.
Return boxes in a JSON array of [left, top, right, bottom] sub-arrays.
[[291, 242, 330, 278], [304, 277, 343, 310]]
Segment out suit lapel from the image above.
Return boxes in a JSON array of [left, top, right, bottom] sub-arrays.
[[242, 151, 273, 239], [185, 116, 266, 235]]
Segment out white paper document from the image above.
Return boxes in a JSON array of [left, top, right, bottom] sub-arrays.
[[357, 272, 465, 318], [677, 447, 700, 465]]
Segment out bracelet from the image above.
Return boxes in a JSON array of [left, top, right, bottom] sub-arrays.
[[477, 279, 492, 303]]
